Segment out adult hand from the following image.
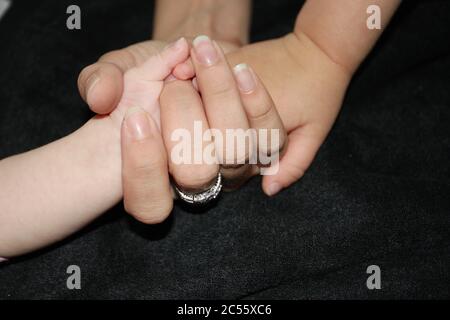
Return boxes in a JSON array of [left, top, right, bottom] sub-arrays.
[[79, 33, 351, 197], [160, 36, 287, 192], [103, 38, 190, 223]]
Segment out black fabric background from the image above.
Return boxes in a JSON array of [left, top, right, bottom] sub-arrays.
[[0, 0, 449, 299]]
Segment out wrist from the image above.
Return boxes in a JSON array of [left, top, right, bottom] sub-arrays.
[[293, 0, 400, 76], [83, 115, 122, 194], [287, 31, 354, 81]]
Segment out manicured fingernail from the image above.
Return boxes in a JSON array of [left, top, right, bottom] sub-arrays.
[[266, 182, 282, 196], [86, 73, 100, 102], [0, 257, 7, 263], [192, 35, 218, 66], [125, 107, 153, 140], [166, 37, 185, 52], [233, 63, 256, 93]]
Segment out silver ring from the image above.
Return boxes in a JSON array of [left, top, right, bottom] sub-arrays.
[[174, 173, 223, 205]]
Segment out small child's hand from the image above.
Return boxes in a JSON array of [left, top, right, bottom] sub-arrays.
[[78, 38, 191, 128], [222, 33, 352, 194]]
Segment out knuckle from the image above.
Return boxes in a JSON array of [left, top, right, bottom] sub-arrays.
[[174, 165, 219, 190], [246, 99, 274, 121], [141, 51, 168, 77], [202, 76, 235, 99], [154, 51, 165, 65], [259, 131, 287, 157], [220, 150, 252, 167], [123, 66, 157, 86], [123, 67, 141, 82]]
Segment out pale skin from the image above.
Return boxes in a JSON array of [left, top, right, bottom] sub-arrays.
[[81, 1, 401, 200], [0, 0, 400, 258], [0, 37, 283, 258], [0, 40, 190, 257]]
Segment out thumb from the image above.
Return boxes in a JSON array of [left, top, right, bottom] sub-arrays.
[[262, 125, 325, 196], [77, 61, 124, 115], [121, 107, 174, 224]]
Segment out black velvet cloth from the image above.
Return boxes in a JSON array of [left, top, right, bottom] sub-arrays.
[[0, 0, 449, 299]]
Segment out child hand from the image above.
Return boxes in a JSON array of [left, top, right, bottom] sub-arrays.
[[173, 33, 352, 194], [223, 33, 352, 194]]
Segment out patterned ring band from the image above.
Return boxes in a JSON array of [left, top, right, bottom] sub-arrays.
[[174, 173, 223, 205]]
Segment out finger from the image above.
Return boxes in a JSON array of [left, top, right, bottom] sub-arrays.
[[78, 45, 148, 114], [78, 44, 144, 115], [160, 79, 219, 191], [172, 35, 242, 80], [173, 58, 195, 80], [78, 62, 124, 114], [78, 38, 189, 114], [190, 35, 252, 183], [261, 124, 325, 196], [173, 37, 240, 81], [121, 107, 173, 224], [116, 38, 191, 123], [232, 63, 287, 168], [132, 37, 189, 81]]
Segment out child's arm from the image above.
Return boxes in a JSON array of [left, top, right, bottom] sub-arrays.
[[0, 117, 121, 257], [295, 0, 401, 75], [0, 38, 189, 258], [153, 0, 251, 46], [222, 0, 402, 194]]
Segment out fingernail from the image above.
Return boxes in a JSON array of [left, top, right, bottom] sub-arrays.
[[266, 182, 282, 196], [86, 73, 100, 102], [166, 37, 185, 52], [124, 107, 153, 140], [233, 63, 256, 93], [192, 35, 218, 66], [0, 257, 7, 263]]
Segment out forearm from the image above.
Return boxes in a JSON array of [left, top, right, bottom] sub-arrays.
[[295, 0, 401, 74], [0, 116, 121, 257], [153, 0, 251, 46]]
